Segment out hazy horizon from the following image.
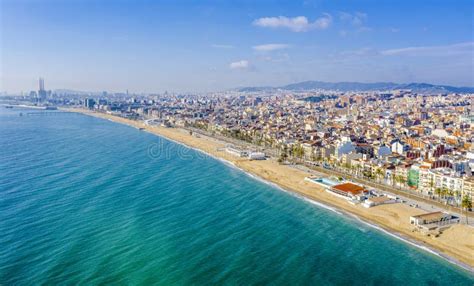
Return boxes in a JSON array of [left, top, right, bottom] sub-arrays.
[[4, 78, 474, 96], [1, 0, 473, 93]]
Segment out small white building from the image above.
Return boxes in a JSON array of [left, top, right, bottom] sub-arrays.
[[410, 211, 460, 232], [225, 146, 249, 157], [363, 196, 398, 208], [248, 152, 266, 160], [391, 141, 409, 155]]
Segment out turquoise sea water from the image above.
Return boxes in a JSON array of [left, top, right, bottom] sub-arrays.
[[0, 108, 472, 285]]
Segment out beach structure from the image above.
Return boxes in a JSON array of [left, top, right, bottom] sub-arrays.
[[248, 151, 265, 160], [363, 195, 399, 208], [326, 182, 368, 201], [225, 145, 249, 157], [410, 211, 460, 232], [144, 119, 163, 126]]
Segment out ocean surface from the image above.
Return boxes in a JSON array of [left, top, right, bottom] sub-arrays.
[[0, 108, 472, 285]]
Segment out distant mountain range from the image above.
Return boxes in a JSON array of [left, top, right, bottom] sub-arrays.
[[54, 89, 103, 95], [237, 81, 474, 93]]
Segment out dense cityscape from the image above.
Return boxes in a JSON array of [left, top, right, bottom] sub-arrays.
[[2, 79, 473, 212], [3, 0, 474, 283]]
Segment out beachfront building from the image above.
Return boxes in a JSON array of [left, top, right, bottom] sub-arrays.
[[341, 152, 362, 167], [416, 165, 433, 194], [463, 178, 474, 204], [409, 211, 460, 232], [225, 145, 249, 158], [431, 168, 464, 195], [326, 182, 368, 201], [248, 151, 266, 160], [363, 195, 399, 208]]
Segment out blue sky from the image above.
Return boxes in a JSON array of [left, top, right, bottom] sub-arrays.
[[1, 0, 473, 93]]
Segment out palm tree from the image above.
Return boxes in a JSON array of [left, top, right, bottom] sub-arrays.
[[397, 175, 406, 190], [350, 165, 357, 176], [278, 146, 288, 164], [441, 187, 449, 204], [394, 175, 401, 189], [434, 187, 442, 202], [401, 176, 407, 189], [375, 168, 384, 183], [446, 189, 454, 206], [292, 144, 304, 161], [454, 190, 461, 207], [429, 177, 434, 196], [354, 165, 360, 177], [391, 173, 396, 187], [343, 163, 351, 174], [461, 194, 472, 224]]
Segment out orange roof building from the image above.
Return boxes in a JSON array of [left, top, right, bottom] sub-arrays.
[[328, 182, 367, 198]]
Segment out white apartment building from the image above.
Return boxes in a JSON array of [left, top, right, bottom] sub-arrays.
[[431, 168, 464, 194]]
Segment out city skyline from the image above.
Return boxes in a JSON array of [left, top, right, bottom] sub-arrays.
[[1, 1, 474, 283], [1, 0, 473, 93]]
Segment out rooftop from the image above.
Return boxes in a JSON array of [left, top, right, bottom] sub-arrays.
[[367, 196, 392, 203], [410, 211, 448, 221], [332, 182, 365, 194]]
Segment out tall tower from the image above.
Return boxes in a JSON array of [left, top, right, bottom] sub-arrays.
[[39, 78, 45, 91], [38, 77, 47, 101]]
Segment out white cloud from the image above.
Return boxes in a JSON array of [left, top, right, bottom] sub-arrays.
[[381, 42, 474, 56], [338, 12, 371, 35], [340, 47, 378, 57], [339, 12, 367, 26], [252, 15, 332, 32], [338, 42, 474, 60], [211, 44, 234, 49], [229, 60, 250, 70], [253, 43, 290, 52], [314, 15, 332, 30]]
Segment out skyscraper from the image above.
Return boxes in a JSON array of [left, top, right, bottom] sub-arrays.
[[38, 77, 47, 101], [39, 78, 45, 91], [84, 98, 95, 109]]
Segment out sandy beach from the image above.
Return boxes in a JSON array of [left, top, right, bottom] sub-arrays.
[[67, 108, 474, 270]]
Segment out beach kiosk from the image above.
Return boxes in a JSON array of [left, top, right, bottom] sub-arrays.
[[410, 211, 460, 232]]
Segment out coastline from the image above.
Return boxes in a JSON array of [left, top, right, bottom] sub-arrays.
[[64, 108, 474, 272]]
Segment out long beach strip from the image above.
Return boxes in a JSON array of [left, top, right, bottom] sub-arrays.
[[66, 108, 474, 272]]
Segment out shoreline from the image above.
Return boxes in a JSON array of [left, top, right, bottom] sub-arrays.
[[181, 143, 472, 273], [64, 108, 474, 273], [220, 157, 465, 270]]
